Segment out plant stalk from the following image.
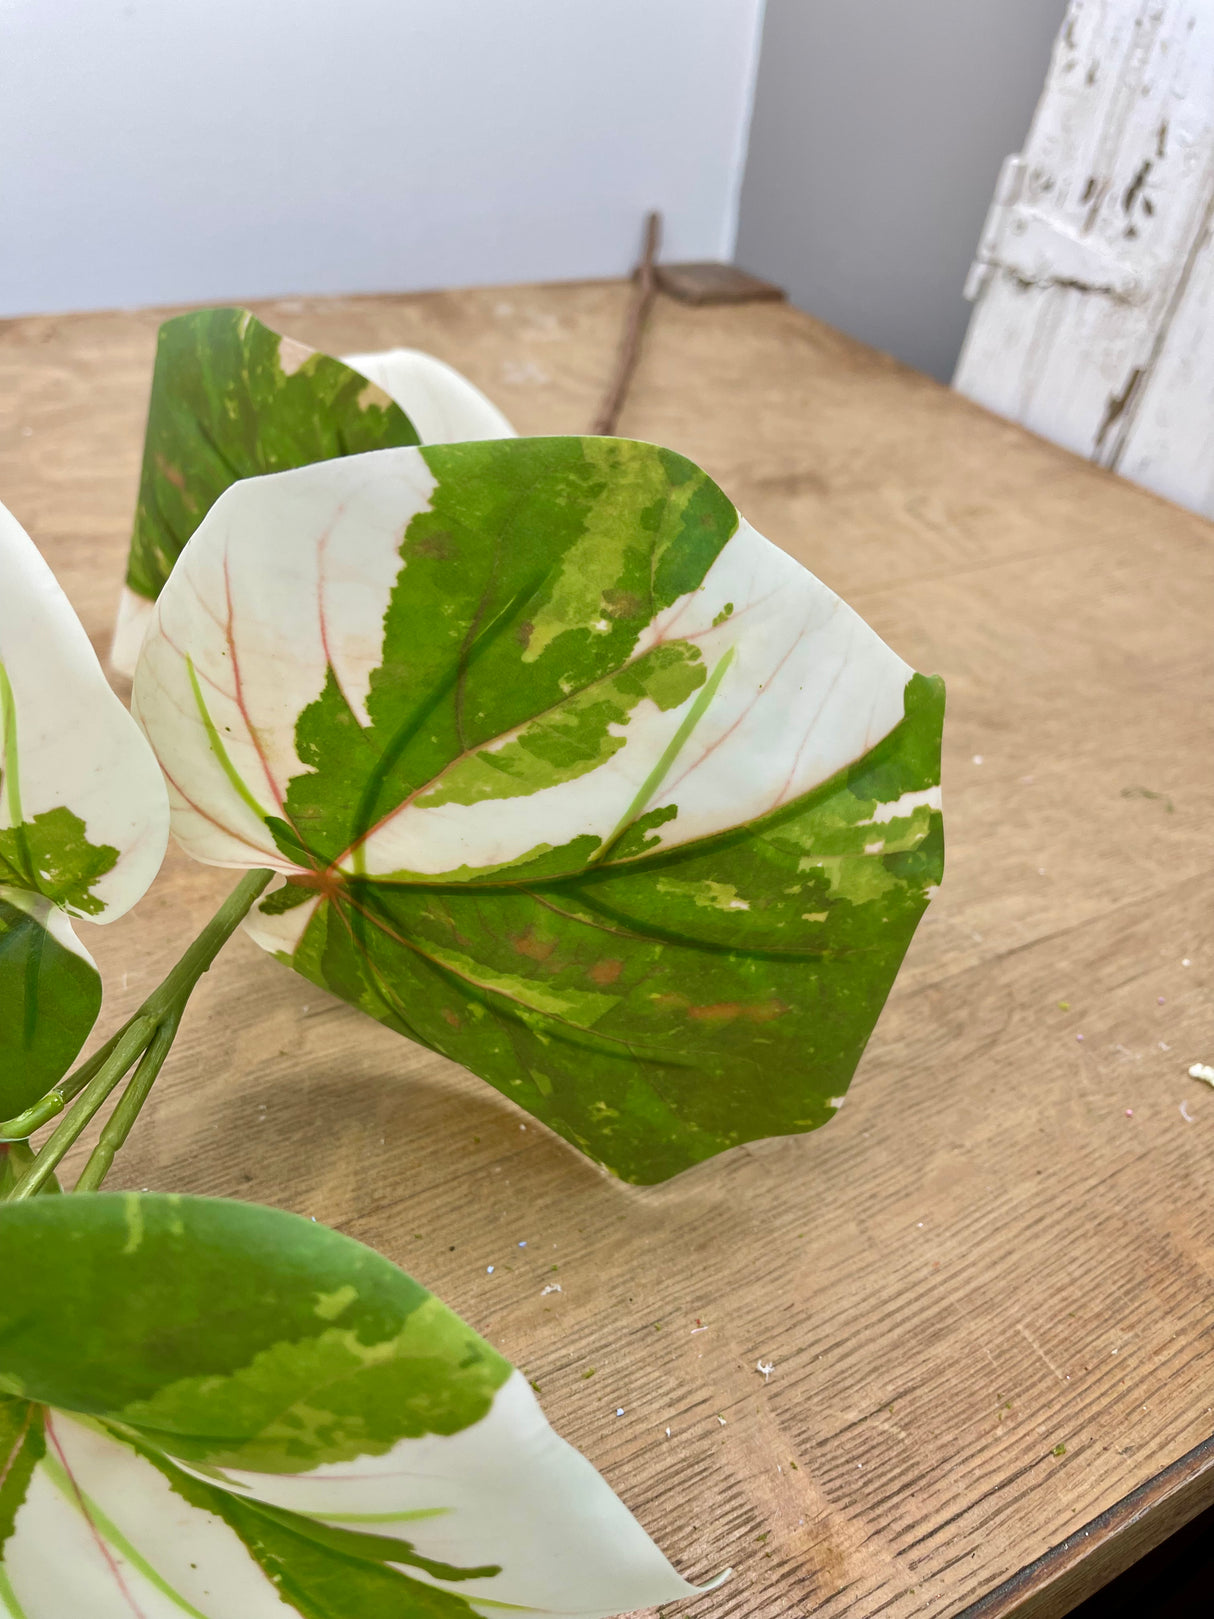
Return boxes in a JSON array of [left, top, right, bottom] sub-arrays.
[[2, 867, 274, 1199], [73, 1015, 181, 1193]]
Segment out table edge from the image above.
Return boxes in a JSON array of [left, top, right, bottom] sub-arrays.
[[953, 1430, 1214, 1619]]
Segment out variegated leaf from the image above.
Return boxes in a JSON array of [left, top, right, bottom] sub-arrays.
[[0, 502, 168, 1116], [113, 307, 514, 675], [132, 438, 944, 1183], [0, 1193, 719, 1619]]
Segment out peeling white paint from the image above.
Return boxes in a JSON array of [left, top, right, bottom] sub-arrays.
[[955, 1, 1214, 521]]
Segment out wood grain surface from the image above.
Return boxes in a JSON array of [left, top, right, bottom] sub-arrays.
[[1, 281, 1211, 1619]]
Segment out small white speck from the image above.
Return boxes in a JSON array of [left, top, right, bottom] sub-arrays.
[[519, 1123, 527, 1130], [1159, 1042, 1171, 1052], [541, 1283, 562, 1296], [518, 1240, 527, 1247], [487, 1266, 495, 1274], [756, 1359, 775, 1382], [616, 1408, 625, 1416], [916, 1222, 924, 1229], [1180, 1101, 1195, 1123], [1037, 867, 1046, 876], [665, 1426, 671, 1437], [827, 1095, 846, 1110], [716, 1415, 727, 1426], [1182, 958, 1192, 967], [972, 754, 984, 765], [1189, 1063, 1214, 1085]]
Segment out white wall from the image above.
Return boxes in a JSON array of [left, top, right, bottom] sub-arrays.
[[0, 0, 764, 317], [736, 0, 1066, 381]]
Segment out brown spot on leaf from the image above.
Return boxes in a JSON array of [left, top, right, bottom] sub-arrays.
[[411, 530, 456, 561], [601, 589, 642, 619], [516, 620, 534, 647], [512, 928, 556, 962], [588, 958, 623, 986], [441, 1007, 461, 1029], [155, 453, 186, 491], [687, 1000, 787, 1025]]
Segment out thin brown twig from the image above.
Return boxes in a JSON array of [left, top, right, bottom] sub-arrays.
[[590, 211, 662, 435]]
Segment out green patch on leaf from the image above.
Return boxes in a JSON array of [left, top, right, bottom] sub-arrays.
[[127, 307, 421, 601], [0, 1194, 510, 1471], [0, 805, 117, 916], [0, 892, 102, 1116]]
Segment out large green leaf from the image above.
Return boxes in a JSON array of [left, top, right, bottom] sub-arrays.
[[0, 1193, 718, 1618], [0, 502, 169, 1117], [113, 306, 515, 674], [132, 437, 944, 1182]]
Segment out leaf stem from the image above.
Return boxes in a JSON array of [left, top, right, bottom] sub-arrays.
[[72, 1015, 180, 1193], [4, 1015, 157, 1200], [0, 1021, 131, 1139], [1, 867, 274, 1198]]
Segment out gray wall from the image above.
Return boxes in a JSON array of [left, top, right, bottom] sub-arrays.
[[736, 0, 1067, 381]]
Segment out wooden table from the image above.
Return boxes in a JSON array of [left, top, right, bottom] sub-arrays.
[[1, 281, 1211, 1619]]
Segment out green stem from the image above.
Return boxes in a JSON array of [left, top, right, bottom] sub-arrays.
[[2, 867, 274, 1200], [73, 1015, 181, 1193], [0, 1021, 131, 1140], [4, 1016, 157, 1201]]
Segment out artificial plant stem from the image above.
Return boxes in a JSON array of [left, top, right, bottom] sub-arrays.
[[0, 1022, 130, 1139], [4, 1016, 158, 1200], [141, 867, 275, 1017], [73, 1015, 180, 1193], [2, 867, 275, 1198]]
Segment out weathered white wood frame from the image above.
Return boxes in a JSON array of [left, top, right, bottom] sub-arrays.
[[955, 0, 1214, 519]]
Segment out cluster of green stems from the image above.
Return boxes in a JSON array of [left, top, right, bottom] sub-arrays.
[[0, 868, 273, 1202]]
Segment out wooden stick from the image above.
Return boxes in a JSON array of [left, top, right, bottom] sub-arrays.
[[590, 211, 662, 435]]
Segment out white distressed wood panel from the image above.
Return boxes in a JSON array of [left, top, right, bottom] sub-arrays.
[[954, 0, 1214, 518]]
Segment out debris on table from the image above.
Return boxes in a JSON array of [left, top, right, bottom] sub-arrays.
[[1188, 1063, 1214, 1086]]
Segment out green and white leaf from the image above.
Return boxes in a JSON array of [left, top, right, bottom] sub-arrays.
[[132, 438, 944, 1182], [0, 1192, 718, 1618], [0, 502, 169, 1116], [113, 307, 514, 675]]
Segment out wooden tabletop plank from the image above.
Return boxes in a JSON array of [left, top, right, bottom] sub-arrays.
[[1, 282, 1211, 1619]]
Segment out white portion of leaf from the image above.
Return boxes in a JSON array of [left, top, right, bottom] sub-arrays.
[[110, 587, 157, 682], [177, 1371, 722, 1619], [626, 518, 912, 851], [133, 454, 439, 870], [0, 502, 169, 920], [5, 1412, 297, 1619], [0, 886, 98, 968], [342, 348, 516, 443], [243, 889, 320, 957], [858, 786, 943, 826]]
